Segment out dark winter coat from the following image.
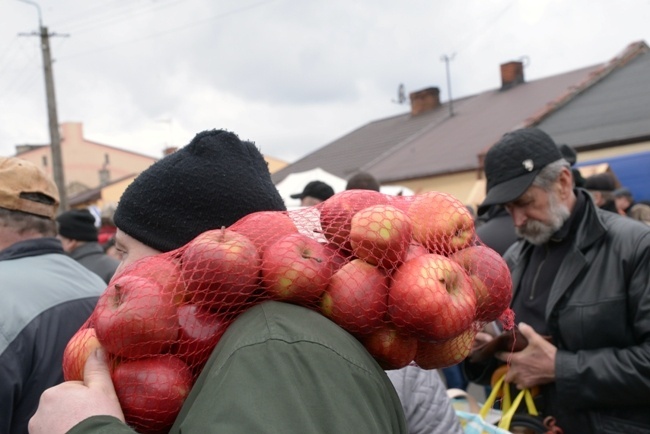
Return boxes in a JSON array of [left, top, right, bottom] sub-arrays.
[[70, 242, 119, 284], [0, 237, 105, 434], [467, 191, 650, 434]]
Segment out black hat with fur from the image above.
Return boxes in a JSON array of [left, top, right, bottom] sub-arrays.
[[113, 129, 286, 252]]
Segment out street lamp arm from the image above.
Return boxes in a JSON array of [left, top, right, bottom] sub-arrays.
[[17, 0, 43, 27]]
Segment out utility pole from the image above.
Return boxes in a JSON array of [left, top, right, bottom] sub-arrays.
[[440, 53, 456, 117], [18, 0, 68, 211]]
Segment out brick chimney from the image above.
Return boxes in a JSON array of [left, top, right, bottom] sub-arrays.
[[163, 146, 178, 156], [500, 61, 524, 89], [409, 87, 440, 116], [60, 122, 84, 143]]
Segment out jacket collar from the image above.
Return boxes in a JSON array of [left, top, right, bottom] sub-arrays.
[[0, 237, 64, 261], [70, 242, 105, 260], [571, 188, 607, 251], [507, 189, 609, 332]]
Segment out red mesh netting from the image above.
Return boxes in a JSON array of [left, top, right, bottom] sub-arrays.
[[63, 190, 514, 433]]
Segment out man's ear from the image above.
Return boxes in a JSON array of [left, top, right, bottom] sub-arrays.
[[557, 167, 574, 199]]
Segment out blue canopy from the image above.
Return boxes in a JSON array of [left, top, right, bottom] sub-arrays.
[[576, 150, 650, 202]]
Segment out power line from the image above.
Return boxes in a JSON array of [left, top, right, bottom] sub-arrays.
[[58, 0, 282, 61], [449, 1, 515, 55], [0, 39, 41, 99], [0, 37, 23, 69], [57, 0, 189, 35], [0, 37, 35, 80], [48, 0, 155, 28]]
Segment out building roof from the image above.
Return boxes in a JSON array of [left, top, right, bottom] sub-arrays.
[[272, 41, 649, 185], [536, 44, 650, 149], [68, 173, 137, 206]]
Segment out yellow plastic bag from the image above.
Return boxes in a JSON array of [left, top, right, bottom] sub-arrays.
[[482, 373, 563, 434]]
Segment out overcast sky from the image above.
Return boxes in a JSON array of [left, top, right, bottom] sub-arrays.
[[1, 0, 649, 163]]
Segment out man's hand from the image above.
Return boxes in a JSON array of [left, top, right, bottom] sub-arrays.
[[495, 322, 557, 389], [29, 348, 125, 434]]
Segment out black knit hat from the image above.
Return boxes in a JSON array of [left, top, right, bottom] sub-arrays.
[[480, 128, 563, 212], [56, 209, 98, 242], [113, 129, 286, 252]]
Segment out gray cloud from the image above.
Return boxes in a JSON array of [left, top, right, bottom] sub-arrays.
[[1, 0, 649, 163]]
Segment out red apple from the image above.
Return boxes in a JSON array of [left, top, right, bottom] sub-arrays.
[[181, 227, 261, 315], [405, 242, 429, 262], [63, 327, 103, 381], [414, 327, 477, 369], [319, 190, 388, 252], [95, 274, 179, 359], [386, 194, 413, 212], [230, 211, 298, 257], [321, 259, 388, 335], [360, 325, 418, 370], [118, 254, 187, 305], [112, 355, 193, 434], [322, 242, 349, 274], [261, 233, 333, 306], [388, 253, 477, 341], [349, 204, 412, 271], [172, 304, 231, 370], [450, 245, 513, 322], [407, 191, 476, 255], [289, 206, 328, 242]]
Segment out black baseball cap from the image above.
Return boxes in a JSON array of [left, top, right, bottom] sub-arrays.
[[480, 128, 563, 211], [290, 180, 335, 201]]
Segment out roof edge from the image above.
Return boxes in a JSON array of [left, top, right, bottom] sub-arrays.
[[378, 165, 478, 185], [521, 40, 649, 129], [476, 40, 649, 161]]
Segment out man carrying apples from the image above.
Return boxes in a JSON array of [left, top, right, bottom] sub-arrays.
[[29, 129, 407, 434], [0, 157, 106, 434], [465, 127, 650, 433]]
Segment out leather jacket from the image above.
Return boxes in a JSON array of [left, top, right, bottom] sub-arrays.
[[503, 190, 650, 433]]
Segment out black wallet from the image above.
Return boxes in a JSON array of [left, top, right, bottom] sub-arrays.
[[468, 327, 552, 364]]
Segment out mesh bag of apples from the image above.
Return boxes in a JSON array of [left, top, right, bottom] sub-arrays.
[[63, 190, 514, 433]]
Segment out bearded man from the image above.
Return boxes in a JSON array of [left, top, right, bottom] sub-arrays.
[[465, 128, 650, 434]]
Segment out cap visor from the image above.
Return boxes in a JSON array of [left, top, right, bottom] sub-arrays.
[[290, 193, 303, 199], [480, 171, 539, 210]]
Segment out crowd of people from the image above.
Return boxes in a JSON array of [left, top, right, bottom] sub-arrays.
[[1, 125, 648, 434]]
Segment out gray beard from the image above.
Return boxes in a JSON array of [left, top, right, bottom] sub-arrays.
[[515, 193, 571, 245]]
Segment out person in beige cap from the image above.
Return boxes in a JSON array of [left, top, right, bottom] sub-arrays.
[[0, 156, 106, 434]]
